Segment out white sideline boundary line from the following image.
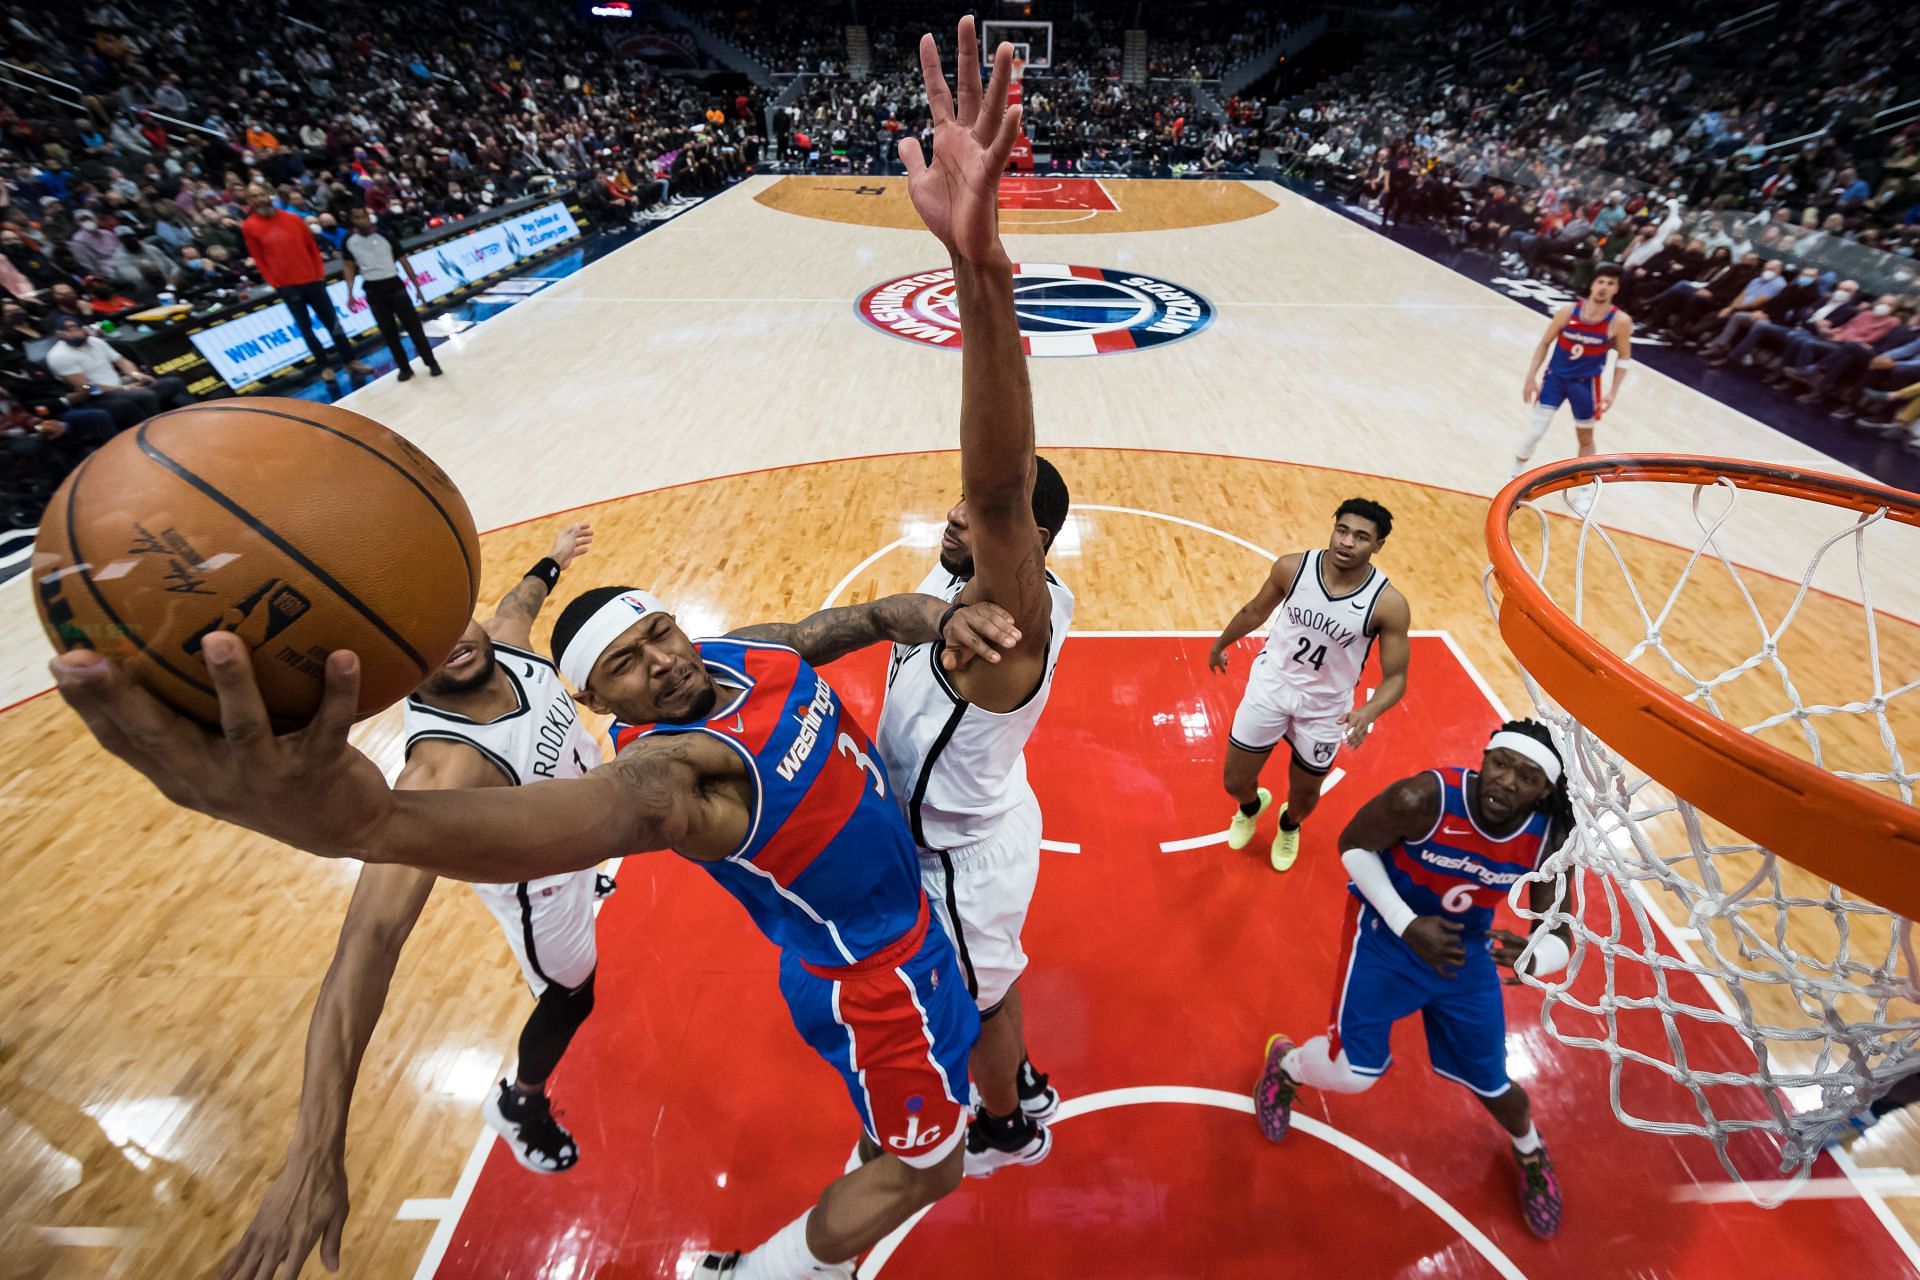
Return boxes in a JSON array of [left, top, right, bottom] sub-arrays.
[[861, 1086, 1530, 1280], [400, 856, 625, 1280], [1439, 643, 1920, 1271]]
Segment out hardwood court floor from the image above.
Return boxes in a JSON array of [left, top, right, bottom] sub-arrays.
[[2, 179, 1917, 1278]]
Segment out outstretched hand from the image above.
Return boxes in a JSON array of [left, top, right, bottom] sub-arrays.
[[50, 634, 393, 859], [900, 16, 1023, 264], [547, 521, 594, 570]]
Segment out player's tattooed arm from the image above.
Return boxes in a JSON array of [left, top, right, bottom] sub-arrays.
[[486, 522, 595, 647], [1209, 552, 1302, 673], [729, 594, 1020, 669]]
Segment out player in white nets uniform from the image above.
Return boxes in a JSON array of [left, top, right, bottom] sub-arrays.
[[876, 70, 1074, 1178], [1209, 500, 1412, 873], [878, 464, 1072, 1176], [221, 523, 604, 1280]]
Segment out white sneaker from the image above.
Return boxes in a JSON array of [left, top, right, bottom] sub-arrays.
[[964, 1112, 1053, 1178]]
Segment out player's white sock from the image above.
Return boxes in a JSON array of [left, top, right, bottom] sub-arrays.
[[1279, 1035, 1376, 1094], [1512, 404, 1557, 475], [731, 1210, 846, 1279], [1511, 1122, 1543, 1155]]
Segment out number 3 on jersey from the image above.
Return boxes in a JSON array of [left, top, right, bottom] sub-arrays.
[[837, 732, 885, 798]]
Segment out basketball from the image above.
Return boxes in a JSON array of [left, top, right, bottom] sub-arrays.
[[32, 399, 480, 730]]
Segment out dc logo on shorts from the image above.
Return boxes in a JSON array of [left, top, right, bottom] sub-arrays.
[[856, 264, 1214, 357]]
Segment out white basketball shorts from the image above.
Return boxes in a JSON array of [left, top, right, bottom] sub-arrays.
[[920, 791, 1043, 1013], [1228, 671, 1345, 777], [472, 870, 599, 996]]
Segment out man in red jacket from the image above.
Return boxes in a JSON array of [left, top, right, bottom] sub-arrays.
[[241, 186, 370, 377]]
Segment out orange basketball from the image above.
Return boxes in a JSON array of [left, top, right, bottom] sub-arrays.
[[33, 398, 481, 731]]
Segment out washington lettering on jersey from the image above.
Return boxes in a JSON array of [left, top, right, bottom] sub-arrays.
[[1551, 305, 1616, 378], [1361, 766, 1554, 937], [614, 637, 925, 968], [776, 678, 836, 781]]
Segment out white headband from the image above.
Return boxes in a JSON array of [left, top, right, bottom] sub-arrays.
[[1487, 730, 1563, 784], [557, 590, 666, 689]]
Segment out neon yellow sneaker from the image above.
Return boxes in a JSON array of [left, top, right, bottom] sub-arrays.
[[1226, 787, 1272, 850], [1270, 805, 1300, 872]]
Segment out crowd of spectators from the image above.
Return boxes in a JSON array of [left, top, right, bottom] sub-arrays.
[[1265, 0, 1920, 444], [0, 0, 761, 526]]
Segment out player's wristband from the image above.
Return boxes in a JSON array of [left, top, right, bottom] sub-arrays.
[[525, 556, 561, 590], [936, 602, 964, 644]]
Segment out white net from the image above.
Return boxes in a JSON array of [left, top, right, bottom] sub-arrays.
[[1487, 467, 1920, 1202]]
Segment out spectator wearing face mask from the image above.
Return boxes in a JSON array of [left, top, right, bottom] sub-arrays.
[[1671, 258, 1790, 347], [1640, 247, 1753, 333], [1777, 298, 1910, 401], [1738, 280, 1866, 376], [43, 313, 194, 429], [1705, 266, 1831, 365], [1815, 309, 1920, 417]]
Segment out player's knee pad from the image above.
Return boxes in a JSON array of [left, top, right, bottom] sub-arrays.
[[1516, 403, 1556, 461], [1285, 1035, 1378, 1095]]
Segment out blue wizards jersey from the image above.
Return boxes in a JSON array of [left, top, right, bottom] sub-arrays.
[[1548, 304, 1616, 378], [613, 637, 926, 969], [1357, 767, 1555, 937]]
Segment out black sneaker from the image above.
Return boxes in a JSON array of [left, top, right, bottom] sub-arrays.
[[963, 1107, 1052, 1178], [483, 1079, 579, 1173], [428, 363, 444, 377], [1017, 1057, 1060, 1122], [397, 368, 414, 382]]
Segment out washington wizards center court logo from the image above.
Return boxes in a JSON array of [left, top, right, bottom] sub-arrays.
[[856, 264, 1214, 356]]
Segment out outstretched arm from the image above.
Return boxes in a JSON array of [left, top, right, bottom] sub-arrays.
[[902, 21, 1052, 643], [729, 593, 1019, 669], [220, 743, 502, 1280], [487, 521, 594, 649], [52, 634, 701, 881], [1208, 553, 1301, 673]]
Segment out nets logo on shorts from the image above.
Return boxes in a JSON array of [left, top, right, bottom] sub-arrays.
[[856, 264, 1213, 357]]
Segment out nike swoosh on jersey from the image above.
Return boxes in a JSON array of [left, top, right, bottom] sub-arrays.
[[730, 715, 745, 733]]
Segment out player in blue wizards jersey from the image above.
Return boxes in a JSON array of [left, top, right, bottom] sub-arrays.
[[1252, 720, 1576, 1239], [1515, 264, 1635, 494]]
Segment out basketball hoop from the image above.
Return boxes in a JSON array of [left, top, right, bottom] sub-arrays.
[[1484, 454, 1920, 1197]]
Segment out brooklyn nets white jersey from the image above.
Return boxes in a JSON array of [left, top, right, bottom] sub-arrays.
[[876, 564, 1075, 851], [401, 639, 603, 895], [1248, 549, 1391, 719]]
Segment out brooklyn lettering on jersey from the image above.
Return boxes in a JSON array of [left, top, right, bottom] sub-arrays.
[[530, 698, 581, 778], [1284, 603, 1361, 649], [776, 678, 837, 781]]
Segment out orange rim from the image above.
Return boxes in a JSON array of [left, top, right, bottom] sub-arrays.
[[1485, 454, 1920, 919]]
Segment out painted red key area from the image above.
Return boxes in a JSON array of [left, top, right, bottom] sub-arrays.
[[434, 636, 1908, 1279]]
